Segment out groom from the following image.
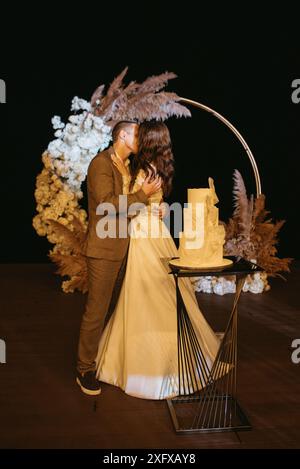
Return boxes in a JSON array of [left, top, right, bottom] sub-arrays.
[[77, 120, 162, 395]]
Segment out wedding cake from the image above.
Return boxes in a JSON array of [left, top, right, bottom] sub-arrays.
[[170, 178, 233, 270]]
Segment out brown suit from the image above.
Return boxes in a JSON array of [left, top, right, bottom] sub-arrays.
[[77, 145, 149, 374], [83, 145, 148, 260]]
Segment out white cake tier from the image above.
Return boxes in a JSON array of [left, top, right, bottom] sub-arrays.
[[179, 225, 225, 267], [178, 184, 226, 268]]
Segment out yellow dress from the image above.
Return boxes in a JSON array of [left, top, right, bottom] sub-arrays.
[[95, 169, 221, 400]]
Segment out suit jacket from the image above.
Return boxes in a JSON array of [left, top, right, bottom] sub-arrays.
[[83, 146, 149, 260]]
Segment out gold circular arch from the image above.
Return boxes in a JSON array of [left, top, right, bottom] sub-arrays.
[[179, 97, 262, 197]]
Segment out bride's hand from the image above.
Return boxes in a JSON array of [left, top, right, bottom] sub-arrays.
[[159, 202, 169, 219], [111, 154, 130, 178], [152, 201, 169, 219]]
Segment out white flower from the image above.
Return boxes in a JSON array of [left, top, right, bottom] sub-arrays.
[[198, 277, 213, 293], [249, 277, 264, 294], [51, 115, 65, 130], [78, 134, 97, 150], [93, 116, 110, 132], [54, 129, 63, 138], [83, 114, 93, 130], [213, 282, 225, 295], [224, 279, 236, 294], [48, 140, 65, 158], [69, 114, 85, 125], [45, 95, 113, 194], [66, 146, 82, 161], [71, 96, 91, 112], [65, 133, 77, 145], [192, 272, 268, 295]]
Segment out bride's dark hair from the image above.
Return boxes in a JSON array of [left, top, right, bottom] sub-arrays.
[[129, 121, 174, 197]]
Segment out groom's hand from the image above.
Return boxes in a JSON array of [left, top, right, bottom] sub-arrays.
[[141, 175, 162, 197]]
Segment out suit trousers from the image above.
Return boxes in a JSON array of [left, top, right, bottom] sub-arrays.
[[77, 251, 128, 374]]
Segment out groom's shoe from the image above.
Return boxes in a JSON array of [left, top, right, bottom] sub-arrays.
[[76, 370, 101, 396]]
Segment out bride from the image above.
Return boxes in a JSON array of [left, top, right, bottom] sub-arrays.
[[95, 121, 221, 400]]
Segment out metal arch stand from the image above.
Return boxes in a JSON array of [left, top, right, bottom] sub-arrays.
[[179, 97, 262, 199], [164, 256, 263, 434]]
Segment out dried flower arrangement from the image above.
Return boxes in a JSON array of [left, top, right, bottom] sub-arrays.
[[192, 170, 293, 294], [33, 69, 291, 295], [33, 68, 190, 292]]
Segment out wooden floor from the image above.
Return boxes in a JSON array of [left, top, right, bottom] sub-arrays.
[[0, 262, 300, 449]]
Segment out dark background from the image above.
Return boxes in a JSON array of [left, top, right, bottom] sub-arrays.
[[1, 29, 299, 262]]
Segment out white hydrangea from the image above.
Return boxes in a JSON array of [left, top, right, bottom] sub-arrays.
[[51, 115, 65, 130], [71, 96, 91, 112], [191, 268, 269, 295], [213, 277, 236, 295], [46, 97, 112, 194], [246, 272, 265, 294]]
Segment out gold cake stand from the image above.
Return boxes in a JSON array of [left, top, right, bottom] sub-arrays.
[[169, 257, 233, 271], [162, 255, 264, 433]]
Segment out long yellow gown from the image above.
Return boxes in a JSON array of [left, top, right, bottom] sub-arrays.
[[95, 169, 221, 400]]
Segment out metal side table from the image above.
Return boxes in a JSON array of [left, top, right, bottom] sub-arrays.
[[162, 255, 264, 434]]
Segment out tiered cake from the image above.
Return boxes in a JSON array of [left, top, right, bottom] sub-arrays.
[[170, 178, 232, 270]]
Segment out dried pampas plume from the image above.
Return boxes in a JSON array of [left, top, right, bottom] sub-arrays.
[[91, 67, 191, 125], [224, 169, 293, 279], [46, 217, 88, 293]]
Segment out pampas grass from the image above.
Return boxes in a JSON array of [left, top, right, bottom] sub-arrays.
[[224, 169, 293, 279], [92, 67, 191, 125]]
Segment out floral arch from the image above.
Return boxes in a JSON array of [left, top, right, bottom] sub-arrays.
[[33, 69, 292, 294]]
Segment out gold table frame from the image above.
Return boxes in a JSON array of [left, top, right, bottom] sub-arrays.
[[163, 255, 263, 433]]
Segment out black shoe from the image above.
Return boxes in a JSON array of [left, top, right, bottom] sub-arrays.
[[76, 370, 101, 396]]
